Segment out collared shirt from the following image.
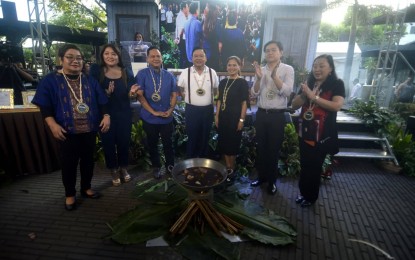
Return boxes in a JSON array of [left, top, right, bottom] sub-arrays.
[[175, 10, 188, 40], [177, 66, 219, 106], [136, 67, 178, 124], [184, 15, 203, 62], [166, 10, 174, 23], [251, 63, 294, 109]]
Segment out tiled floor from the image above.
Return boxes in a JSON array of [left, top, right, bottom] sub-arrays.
[[0, 158, 414, 260]]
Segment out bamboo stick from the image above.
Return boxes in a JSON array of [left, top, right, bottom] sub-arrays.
[[169, 201, 197, 234], [205, 202, 239, 234], [199, 200, 227, 232], [195, 200, 222, 237], [178, 206, 199, 234], [222, 214, 244, 230]]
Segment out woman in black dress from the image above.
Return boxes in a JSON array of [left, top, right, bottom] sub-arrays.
[[215, 56, 249, 179]]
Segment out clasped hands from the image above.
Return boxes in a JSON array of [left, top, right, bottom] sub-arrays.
[[300, 82, 317, 101], [129, 84, 172, 118], [252, 61, 279, 81]]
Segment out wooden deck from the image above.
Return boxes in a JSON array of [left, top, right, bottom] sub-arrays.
[[0, 158, 414, 259]]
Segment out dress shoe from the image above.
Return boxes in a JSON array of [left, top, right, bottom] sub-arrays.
[[267, 183, 277, 195], [300, 200, 313, 208], [295, 195, 304, 204], [81, 190, 101, 199], [225, 169, 235, 184], [250, 179, 263, 187], [65, 202, 77, 211], [64, 197, 77, 211]]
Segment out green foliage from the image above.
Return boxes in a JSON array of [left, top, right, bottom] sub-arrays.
[[130, 121, 151, 170], [160, 26, 179, 69], [279, 123, 301, 177], [48, 0, 107, 31], [319, 23, 346, 42], [284, 56, 309, 89], [348, 96, 404, 137], [107, 178, 296, 255], [171, 102, 188, 158], [149, 29, 160, 49], [236, 126, 257, 177], [349, 98, 415, 176], [319, 4, 392, 46], [393, 103, 415, 122]]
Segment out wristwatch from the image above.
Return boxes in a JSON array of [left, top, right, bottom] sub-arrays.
[[314, 96, 320, 101]]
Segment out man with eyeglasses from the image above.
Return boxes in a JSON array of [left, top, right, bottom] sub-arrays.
[[250, 40, 294, 195], [177, 47, 219, 158]]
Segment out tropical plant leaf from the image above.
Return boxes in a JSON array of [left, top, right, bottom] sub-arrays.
[[107, 202, 184, 244], [107, 176, 297, 256], [174, 228, 240, 260]]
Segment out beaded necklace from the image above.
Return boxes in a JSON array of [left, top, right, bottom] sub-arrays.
[[149, 68, 162, 102], [303, 83, 321, 120], [194, 69, 206, 96], [62, 70, 89, 114], [221, 77, 238, 111]]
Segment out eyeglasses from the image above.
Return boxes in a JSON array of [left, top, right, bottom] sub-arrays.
[[64, 56, 83, 62]]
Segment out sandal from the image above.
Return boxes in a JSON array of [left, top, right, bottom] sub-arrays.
[[120, 168, 131, 183], [111, 169, 121, 186]]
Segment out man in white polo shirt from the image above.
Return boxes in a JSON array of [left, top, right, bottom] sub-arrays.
[[178, 47, 219, 158]]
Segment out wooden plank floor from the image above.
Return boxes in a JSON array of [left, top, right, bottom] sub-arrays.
[[0, 158, 414, 260]]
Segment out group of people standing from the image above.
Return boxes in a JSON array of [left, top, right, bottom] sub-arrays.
[[32, 36, 345, 211]]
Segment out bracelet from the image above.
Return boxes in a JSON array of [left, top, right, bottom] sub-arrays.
[[239, 118, 244, 122], [314, 95, 320, 101]]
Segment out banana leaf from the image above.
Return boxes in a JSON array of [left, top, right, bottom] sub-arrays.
[[107, 175, 297, 256], [107, 202, 185, 244], [173, 228, 240, 260]]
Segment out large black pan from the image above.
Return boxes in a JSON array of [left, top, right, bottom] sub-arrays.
[[171, 158, 227, 192]]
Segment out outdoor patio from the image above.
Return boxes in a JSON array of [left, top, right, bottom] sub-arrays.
[[0, 157, 414, 260]]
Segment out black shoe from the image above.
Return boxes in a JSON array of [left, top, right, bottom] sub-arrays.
[[64, 198, 77, 211], [250, 179, 263, 187], [295, 195, 304, 204], [268, 183, 277, 195], [300, 200, 312, 208], [166, 165, 174, 176], [153, 168, 161, 179], [225, 169, 235, 184], [81, 190, 101, 199]]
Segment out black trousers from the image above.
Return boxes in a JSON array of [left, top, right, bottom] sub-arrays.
[[142, 120, 175, 168], [254, 110, 286, 184], [100, 115, 131, 170], [179, 38, 190, 68], [185, 103, 214, 158], [60, 132, 96, 197], [298, 139, 326, 202]]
